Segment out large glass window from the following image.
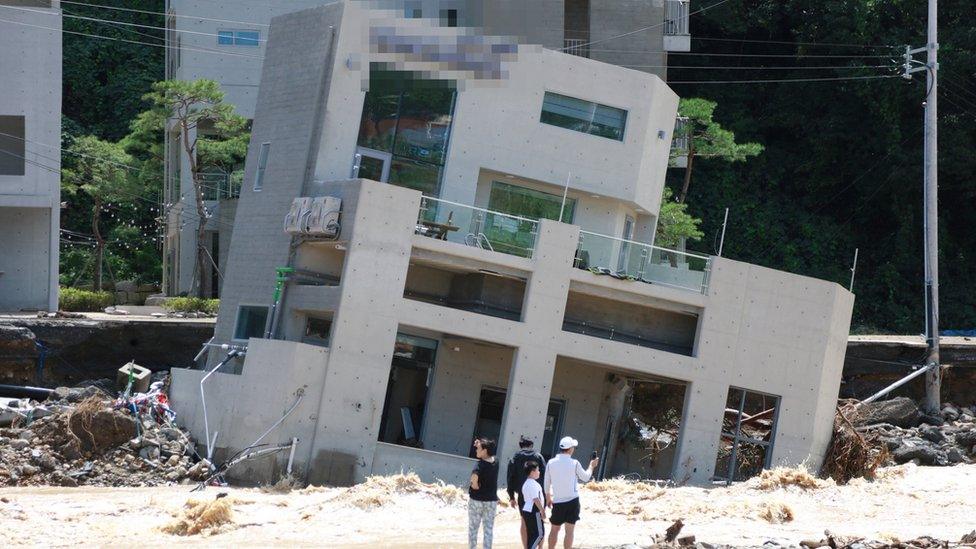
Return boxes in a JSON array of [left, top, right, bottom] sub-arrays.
[[0, 115, 26, 176], [541, 92, 627, 141], [355, 71, 457, 197], [233, 305, 269, 341], [713, 388, 780, 483], [379, 334, 439, 446], [488, 181, 576, 224]]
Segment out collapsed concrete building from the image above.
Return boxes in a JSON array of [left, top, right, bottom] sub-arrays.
[[170, 1, 854, 487]]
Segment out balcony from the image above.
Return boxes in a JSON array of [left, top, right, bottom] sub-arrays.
[[199, 172, 241, 201], [575, 230, 711, 294], [663, 0, 691, 52], [416, 196, 540, 259]]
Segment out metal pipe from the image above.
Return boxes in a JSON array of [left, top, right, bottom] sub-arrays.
[[200, 349, 244, 461], [859, 362, 936, 406], [193, 337, 215, 363], [248, 390, 304, 450], [287, 437, 298, 476]]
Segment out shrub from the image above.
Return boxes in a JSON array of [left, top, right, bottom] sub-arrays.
[[59, 287, 113, 312], [164, 297, 220, 314]]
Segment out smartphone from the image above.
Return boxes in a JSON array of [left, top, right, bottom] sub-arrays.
[[591, 451, 598, 460]]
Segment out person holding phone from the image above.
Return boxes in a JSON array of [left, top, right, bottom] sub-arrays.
[[543, 436, 599, 549]]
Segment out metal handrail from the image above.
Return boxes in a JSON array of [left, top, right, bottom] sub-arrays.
[[420, 196, 541, 227]]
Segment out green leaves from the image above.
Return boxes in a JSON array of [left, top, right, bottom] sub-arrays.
[[678, 98, 764, 161], [62, 136, 135, 202], [656, 187, 704, 249]]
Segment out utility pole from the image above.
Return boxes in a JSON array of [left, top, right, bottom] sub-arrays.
[[904, 0, 940, 414]]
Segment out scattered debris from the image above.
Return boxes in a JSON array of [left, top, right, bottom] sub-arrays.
[[757, 500, 795, 524], [0, 375, 199, 487], [754, 467, 827, 491], [333, 473, 466, 510], [161, 496, 234, 536], [822, 401, 891, 484]]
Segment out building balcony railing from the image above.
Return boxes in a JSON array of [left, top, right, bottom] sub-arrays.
[[416, 196, 540, 259], [563, 38, 590, 58], [663, 0, 690, 36], [199, 173, 241, 201], [575, 230, 711, 294]]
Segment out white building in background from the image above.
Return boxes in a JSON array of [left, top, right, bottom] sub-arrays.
[[169, 3, 853, 489], [162, 0, 692, 297], [0, 0, 61, 312]]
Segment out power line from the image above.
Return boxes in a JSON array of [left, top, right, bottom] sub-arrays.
[[0, 3, 265, 43], [691, 36, 896, 50], [0, 16, 264, 59], [623, 64, 894, 71], [559, 0, 735, 51], [59, 0, 270, 27], [589, 49, 897, 58], [667, 75, 899, 84]]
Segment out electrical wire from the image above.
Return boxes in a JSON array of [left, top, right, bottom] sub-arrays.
[[690, 36, 897, 50], [621, 64, 895, 71], [0, 16, 264, 59], [59, 0, 270, 27], [558, 0, 735, 51], [589, 49, 898, 58], [0, 3, 266, 42], [667, 74, 899, 84]]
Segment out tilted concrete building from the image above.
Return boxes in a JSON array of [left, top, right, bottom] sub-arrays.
[[0, 0, 61, 312], [161, 0, 691, 297], [170, 2, 853, 487]]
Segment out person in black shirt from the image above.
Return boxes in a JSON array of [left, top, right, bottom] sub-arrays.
[[468, 437, 499, 548], [507, 435, 547, 547]]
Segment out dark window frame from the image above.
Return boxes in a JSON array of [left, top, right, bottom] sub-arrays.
[[540, 91, 628, 141]]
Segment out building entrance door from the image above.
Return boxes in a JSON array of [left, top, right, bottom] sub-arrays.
[[471, 387, 565, 459], [352, 147, 391, 182]]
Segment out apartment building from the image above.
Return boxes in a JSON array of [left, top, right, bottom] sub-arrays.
[[162, 0, 691, 297], [169, 3, 853, 488], [0, 0, 61, 312]]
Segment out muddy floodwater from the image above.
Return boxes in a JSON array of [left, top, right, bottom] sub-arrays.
[[1, 463, 973, 547]]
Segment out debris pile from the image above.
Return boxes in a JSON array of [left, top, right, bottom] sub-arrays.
[[0, 378, 202, 487], [852, 398, 976, 468], [161, 495, 235, 536]]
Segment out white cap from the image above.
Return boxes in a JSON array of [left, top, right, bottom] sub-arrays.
[[558, 436, 579, 450]]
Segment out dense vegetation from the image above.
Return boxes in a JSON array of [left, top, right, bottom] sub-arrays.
[[57, 1, 976, 332], [669, 0, 976, 333]]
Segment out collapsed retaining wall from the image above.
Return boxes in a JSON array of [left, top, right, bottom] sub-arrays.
[[0, 318, 213, 385]]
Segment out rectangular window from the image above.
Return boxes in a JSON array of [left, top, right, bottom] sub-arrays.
[[714, 388, 780, 483], [217, 29, 260, 46], [253, 142, 270, 191], [303, 316, 333, 347], [540, 92, 627, 141], [441, 9, 458, 27], [0, 115, 26, 176], [233, 305, 269, 341], [488, 181, 575, 223]]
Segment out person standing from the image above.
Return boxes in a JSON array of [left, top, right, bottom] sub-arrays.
[[521, 461, 546, 549], [544, 436, 598, 549], [507, 436, 547, 547], [468, 437, 499, 549]]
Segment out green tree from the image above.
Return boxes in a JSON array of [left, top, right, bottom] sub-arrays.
[[135, 79, 248, 297], [656, 187, 704, 249], [674, 98, 763, 204], [61, 136, 136, 291]]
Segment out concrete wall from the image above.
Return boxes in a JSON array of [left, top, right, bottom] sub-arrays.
[[0, 1, 61, 311]]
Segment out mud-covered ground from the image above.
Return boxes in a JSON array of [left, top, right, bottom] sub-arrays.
[[1, 463, 973, 548]]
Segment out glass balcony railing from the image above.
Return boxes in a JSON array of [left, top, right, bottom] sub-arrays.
[[575, 230, 711, 294], [664, 0, 690, 36], [417, 196, 539, 259]]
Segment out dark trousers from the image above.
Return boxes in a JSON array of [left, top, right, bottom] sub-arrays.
[[521, 510, 544, 549]]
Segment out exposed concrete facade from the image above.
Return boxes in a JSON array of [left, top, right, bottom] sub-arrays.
[[0, 0, 61, 312], [161, 0, 685, 297]]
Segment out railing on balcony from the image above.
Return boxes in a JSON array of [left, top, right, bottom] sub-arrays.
[[575, 230, 711, 294], [563, 38, 590, 58], [417, 196, 540, 259], [199, 172, 241, 201], [664, 0, 690, 36]]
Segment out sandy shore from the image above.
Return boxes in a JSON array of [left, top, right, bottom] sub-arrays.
[[1, 463, 973, 547]]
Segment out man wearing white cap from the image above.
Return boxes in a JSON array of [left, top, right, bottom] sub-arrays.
[[543, 435, 599, 549]]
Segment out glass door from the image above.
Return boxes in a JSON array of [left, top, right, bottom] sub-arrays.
[[616, 215, 635, 272], [353, 147, 392, 182]]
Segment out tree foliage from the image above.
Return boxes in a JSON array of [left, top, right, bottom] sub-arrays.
[[656, 187, 705, 249]]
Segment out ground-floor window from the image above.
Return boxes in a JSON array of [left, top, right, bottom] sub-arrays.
[[233, 305, 269, 341], [713, 387, 780, 483], [377, 334, 438, 446], [469, 387, 565, 460]]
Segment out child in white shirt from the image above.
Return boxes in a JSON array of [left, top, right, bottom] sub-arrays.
[[520, 461, 546, 549]]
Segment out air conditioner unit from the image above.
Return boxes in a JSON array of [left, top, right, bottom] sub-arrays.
[[284, 197, 313, 234], [305, 196, 342, 238]]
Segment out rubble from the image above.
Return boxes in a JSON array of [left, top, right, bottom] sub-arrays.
[[0, 376, 199, 487]]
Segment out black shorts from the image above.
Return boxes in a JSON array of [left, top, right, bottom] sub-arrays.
[[550, 498, 581, 525]]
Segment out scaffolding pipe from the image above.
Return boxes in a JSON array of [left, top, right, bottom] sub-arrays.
[[201, 349, 244, 461], [858, 362, 937, 406]]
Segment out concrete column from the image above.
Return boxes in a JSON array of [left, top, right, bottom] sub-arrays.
[[497, 220, 578, 472], [672, 378, 727, 484], [305, 181, 420, 486]]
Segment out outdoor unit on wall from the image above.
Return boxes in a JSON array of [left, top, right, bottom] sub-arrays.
[[305, 196, 342, 238], [284, 197, 313, 234]]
